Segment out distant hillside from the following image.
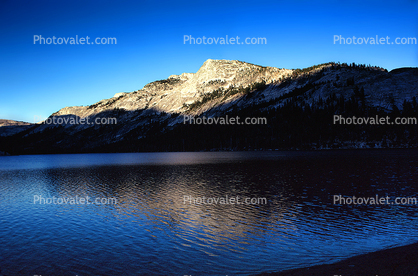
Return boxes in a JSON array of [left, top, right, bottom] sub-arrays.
[[0, 119, 31, 127], [0, 60, 417, 154], [0, 119, 33, 138]]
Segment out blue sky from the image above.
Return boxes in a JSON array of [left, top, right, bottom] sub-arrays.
[[1, 0, 417, 122]]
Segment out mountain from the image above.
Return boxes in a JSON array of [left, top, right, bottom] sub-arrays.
[[0, 119, 31, 127], [0, 119, 33, 137], [1, 59, 417, 154], [52, 59, 292, 117]]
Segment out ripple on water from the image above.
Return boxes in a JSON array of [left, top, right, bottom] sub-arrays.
[[0, 150, 418, 275]]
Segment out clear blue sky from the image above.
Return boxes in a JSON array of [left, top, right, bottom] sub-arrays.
[[1, 0, 417, 122]]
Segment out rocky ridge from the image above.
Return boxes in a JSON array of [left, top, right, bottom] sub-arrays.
[[1, 59, 417, 154], [52, 59, 293, 118]]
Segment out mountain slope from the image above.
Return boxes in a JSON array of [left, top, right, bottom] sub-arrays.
[[0, 119, 33, 137], [1, 60, 417, 154], [52, 59, 292, 117]]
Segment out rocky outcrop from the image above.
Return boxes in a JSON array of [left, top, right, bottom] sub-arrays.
[[50, 59, 292, 118]]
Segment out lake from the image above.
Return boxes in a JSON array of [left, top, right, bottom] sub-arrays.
[[0, 150, 417, 275]]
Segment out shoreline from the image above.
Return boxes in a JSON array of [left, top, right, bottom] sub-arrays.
[[258, 242, 418, 276], [1, 147, 417, 156]]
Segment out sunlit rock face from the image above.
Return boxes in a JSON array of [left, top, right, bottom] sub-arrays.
[[51, 59, 292, 117]]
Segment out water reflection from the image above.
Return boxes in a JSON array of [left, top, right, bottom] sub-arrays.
[[0, 150, 417, 275]]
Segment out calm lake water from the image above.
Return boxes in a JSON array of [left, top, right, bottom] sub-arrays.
[[0, 150, 417, 275]]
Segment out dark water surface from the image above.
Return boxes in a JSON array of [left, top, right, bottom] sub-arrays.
[[0, 150, 417, 275]]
